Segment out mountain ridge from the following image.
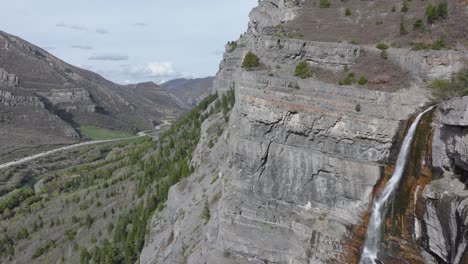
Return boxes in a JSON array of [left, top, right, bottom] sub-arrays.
[[161, 76, 214, 108], [0, 30, 184, 161]]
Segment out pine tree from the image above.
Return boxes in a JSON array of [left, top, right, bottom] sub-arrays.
[[201, 199, 211, 224]]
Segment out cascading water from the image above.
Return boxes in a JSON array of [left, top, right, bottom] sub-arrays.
[[360, 106, 434, 264]]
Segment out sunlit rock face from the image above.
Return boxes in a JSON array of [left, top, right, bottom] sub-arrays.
[[141, 1, 468, 263]]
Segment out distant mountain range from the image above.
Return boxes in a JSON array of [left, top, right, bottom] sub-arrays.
[[161, 77, 214, 108], [0, 31, 212, 161]]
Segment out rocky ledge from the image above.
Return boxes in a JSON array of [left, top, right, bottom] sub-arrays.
[[420, 96, 468, 264], [141, 1, 468, 263]]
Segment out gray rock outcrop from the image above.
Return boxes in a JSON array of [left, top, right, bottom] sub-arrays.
[[420, 97, 468, 264], [0, 68, 19, 87], [142, 1, 468, 263]]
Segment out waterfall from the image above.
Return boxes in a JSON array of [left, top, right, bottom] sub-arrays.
[[360, 106, 434, 264], [413, 185, 421, 241]]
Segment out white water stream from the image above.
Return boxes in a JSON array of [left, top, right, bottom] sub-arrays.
[[360, 106, 434, 264]]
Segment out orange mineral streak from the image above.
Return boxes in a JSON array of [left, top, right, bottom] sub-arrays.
[[338, 108, 436, 263], [382, 109, 435, 263], [338, 165, 395, 263]]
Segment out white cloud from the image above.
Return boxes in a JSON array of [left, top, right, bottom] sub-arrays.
[[56, 22, 109, 35], [89, 54, 129, 61], [96, 28, 109, 34], [94, 62, 201, 85], [130, 62, 175, 77], [71, 45, 93, 50], [56, 22, 87, 31]]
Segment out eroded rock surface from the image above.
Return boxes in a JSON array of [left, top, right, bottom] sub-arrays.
[[421, 97, 468, 264], [142, 1, 468, 263]]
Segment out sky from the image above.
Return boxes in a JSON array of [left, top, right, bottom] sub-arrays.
[[0, 0, 257, 84]]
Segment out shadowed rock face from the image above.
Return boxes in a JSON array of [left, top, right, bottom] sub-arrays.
[[423, 97, 468, 264], [140, 1, 468, 264], [0, 31, 184, 161]]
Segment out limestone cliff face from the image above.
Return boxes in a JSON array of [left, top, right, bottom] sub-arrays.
[[0, 68, 18, 87], [419, 97, 468, 264], [142, 1, 468, 263]]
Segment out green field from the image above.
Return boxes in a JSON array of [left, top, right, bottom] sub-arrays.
[[79, 126, 133, 140]]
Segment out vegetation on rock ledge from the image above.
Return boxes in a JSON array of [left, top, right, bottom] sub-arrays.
[[294, 61, 312, 79], [428, 69, 468, 99], [242, 52, 260, 71]]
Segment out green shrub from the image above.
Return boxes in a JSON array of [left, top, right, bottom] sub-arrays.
[[437, 1, 448, 19], [294, 61, 312, 79], [84, 214, 94, 229], [400, 16, 408, 35], [452, 69, 468, 93], [319, 0, 331, 8], [201, 199, 210, 224], [345, 8, 352, 16], [376, 43, 389, 50], [426, 2, 448, 24], [429, 79, 454, 99], [426, 4, 437, 24], [355, 104, 361, 112], [65, 229, 77, 241], [32, 240, 55, 259], [380, 50, 388, 59], [412, 42, 430, 51], [0, 234, 15, 259], [429, 79, 451, 89], [413, 19, 424, 30], [80, 248, 90, 264], [227, 41, 237, 53], [428, 69, 468, 98], [241, 52, 260, 70], [0, 187, 34, 216], [401, 0, 409, 12], [431, 38, 445, 50], [339, 73, 355, 85], [411, 38, 445, 50], [391, 5, 396, 12], [357, 76, 368, 85]]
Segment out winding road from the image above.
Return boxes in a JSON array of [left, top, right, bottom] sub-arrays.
[[0, 121, 172, 171], [0, 136, 142, 171]]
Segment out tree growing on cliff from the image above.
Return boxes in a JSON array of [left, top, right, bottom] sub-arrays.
[[319, 0, 331, 8], [376, 42, 389, 59], [400, 16, 408, 35], [344, 8, 352, 16], [426, 2, 448, 24], [357, 76, 368, 85], [294, 61, 312, 79], [401, 0, 409, 12], [242, 52, 260, 71], [202, 199, 211, 224]]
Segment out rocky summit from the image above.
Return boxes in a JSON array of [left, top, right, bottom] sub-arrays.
[[1, 1, 468, 264]]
